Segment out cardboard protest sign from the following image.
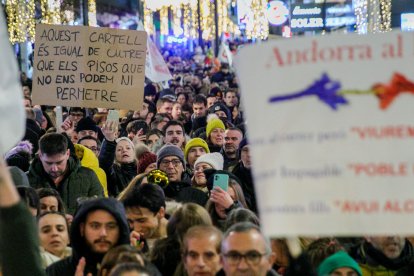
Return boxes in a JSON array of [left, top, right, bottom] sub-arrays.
[[0, 6, 25, 155], [235, 31, 414, 236], [32, 24, 147, 110]]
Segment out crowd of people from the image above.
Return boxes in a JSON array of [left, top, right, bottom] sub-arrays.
[[1, 44, 413, 276]]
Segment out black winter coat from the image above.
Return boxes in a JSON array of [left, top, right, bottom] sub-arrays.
[[99, 139, 137, 196]]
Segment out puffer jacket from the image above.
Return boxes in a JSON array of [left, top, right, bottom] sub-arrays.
[[75, 144, 108, 197]]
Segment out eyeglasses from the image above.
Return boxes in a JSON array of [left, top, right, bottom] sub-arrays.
[[70, 112, 84, 117], [160, 159, 182, 167], [222, 251, 267, 266], [87, 146, 99, 152]]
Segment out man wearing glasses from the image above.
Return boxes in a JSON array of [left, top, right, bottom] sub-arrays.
[[156, 144, 187, 182], [221, 222, 277, 276]]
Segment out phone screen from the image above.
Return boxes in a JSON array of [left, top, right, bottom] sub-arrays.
[[213, 173, 229, 191], [107, 110, 120, 123]]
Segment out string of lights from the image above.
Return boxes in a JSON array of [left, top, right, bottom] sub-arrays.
[[160, 6, 169, 35], [88, 0, 97, 26], [246, 0, 268, 40], [6, 0, 36, 44], [355, 0, 391, 34], [379, 0, 392, 32]]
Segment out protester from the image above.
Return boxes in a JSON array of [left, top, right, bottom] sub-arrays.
[[17, 186, 40, 216], [205, 117, 226, 152], [74, 143, 108, 197], [4, 140, 33, 172], [192, 95, 208, 119], [137, 151, 157, 174], [28, 133, 104, 214], [78, 135, 101, 157], [126, 120, 149, 144], [38, 211, 72, 268], [37, 188, 66, 214], [156, 97, 174, 116], [181, 225, 223, 276], [192, 152, 224, 193], [184, 137, 210, 173], [99, 120, 137, 196], [157, 144, 185, 181], [150, 203, 212, 276], [0, 158, 45, 276], [221, 127, 243, 171], [151, 113, 171, 131], [132, 99, 157, 126], [98, 245, 161, 276], [121, 184, 168, 251], [172, 102, 183, 121], [317, 251, 362, 276], [232, 138, 257, 213], [146, 129, 164, 152], [75, 117, 100, 140], [224, 208, 260, 231], [144, 83, 157, 103], [206, 177, 248, 230], [350, 236, 414, 275], [220, 222, 277, 276], [46, 198, 130, 276], [306, 238, 345, 270], [162, 120, 186, 149]]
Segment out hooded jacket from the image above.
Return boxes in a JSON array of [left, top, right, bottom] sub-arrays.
[[74, 144, 108, 197], [46, 198, 131, 276], [27, 156, 104, 214]]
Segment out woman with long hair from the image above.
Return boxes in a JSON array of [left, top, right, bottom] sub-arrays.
[[205, 178, 248, 231], [38, 211, 72, 268]]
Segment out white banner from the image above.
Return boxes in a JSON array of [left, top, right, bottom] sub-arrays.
[[145, 38, 173, 83], [0, 6, 25, 155], [218, 42, 233, 66], [235, 31, 414, 236]]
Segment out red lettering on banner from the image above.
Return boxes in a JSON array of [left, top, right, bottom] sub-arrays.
[[336, 200, 379, 213], [271, 40, 372, 67], [348, 163, 407, 176], [350, 126, 414, 139], [383, 200, 414, 213], [381, 34, 403, 59]]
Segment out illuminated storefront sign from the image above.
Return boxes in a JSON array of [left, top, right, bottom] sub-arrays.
[[290, 2, 355, 32]]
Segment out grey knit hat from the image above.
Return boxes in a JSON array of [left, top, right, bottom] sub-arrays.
[[156, 144, 185, 169]]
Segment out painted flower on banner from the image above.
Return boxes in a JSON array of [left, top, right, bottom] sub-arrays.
[[268, 73, 414, 111]]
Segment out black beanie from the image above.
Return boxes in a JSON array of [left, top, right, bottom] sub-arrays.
[[75, 117, 99, 133], [144, 83, 157, 96]]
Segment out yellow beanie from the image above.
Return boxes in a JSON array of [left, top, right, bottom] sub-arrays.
[[184, 138, 210, 161], [206, 118, 225, 138]]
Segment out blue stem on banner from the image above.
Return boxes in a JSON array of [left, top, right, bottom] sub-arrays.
[[268, 73, 348, 110]]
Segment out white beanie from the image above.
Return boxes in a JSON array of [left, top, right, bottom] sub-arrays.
[[194, 152, 224, 170]]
